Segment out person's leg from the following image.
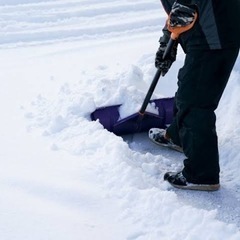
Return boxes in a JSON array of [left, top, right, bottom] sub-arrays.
[[167, 48, 239, 185], [165, 96, 181, 146]]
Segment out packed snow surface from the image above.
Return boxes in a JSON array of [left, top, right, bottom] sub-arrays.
[[1, 0, 240, 239]]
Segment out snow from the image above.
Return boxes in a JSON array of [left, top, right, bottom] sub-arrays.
[[0, 0, 240, 239]]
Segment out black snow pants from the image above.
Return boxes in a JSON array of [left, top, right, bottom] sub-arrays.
[[166, 48, 239, 184]]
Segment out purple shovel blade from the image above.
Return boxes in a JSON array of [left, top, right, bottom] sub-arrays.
[[90, 97, 174, 135]]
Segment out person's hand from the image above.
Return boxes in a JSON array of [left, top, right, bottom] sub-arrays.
[[169, 2, 197, 27], [155, 42, 177, 76]]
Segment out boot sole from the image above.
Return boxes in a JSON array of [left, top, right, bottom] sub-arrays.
[[170, 182, 220, 191], [149, 138, 184, 153]]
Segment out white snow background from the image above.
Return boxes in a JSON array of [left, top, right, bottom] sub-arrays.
[[1, 0, 240, 239]]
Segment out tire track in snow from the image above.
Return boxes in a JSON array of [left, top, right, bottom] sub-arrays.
[[0, 0, 165, 48]]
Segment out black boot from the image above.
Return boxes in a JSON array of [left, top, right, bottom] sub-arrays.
[[164, 171, 220, 191]]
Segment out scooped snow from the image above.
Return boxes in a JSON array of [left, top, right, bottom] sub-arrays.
[[1, 0, 240, 240]]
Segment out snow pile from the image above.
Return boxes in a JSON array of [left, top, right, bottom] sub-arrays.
[[1, 0, 240, 239], [24, 51, 240, 239]]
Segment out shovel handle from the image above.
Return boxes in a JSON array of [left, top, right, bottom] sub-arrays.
[[167, 13, 198, 40], [138, 37, 176, 115], [138, 13, 198, 116]]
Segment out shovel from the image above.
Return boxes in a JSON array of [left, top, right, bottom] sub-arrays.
[[91, 14, 198, 136]]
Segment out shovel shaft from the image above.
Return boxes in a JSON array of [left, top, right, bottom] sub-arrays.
[[138, 38, 176, 116], [138, 68, 162, 115], [137, 13, 198, 127], [162, 38, 176, 60]]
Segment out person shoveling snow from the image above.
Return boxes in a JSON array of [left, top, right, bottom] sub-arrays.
[[149, 0, 240, 191]]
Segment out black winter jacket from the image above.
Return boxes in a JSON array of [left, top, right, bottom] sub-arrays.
[[160, 0, 240, 52]]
